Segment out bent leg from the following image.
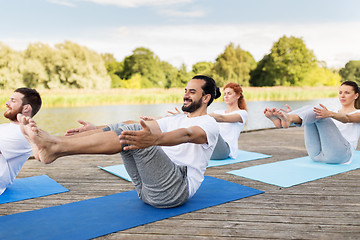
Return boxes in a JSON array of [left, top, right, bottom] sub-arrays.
[[210, 134, 230, 160], [304, 117, 351, 164], [118, 124, 189, 208], [314, 119, 352, 164], [103, 122, 143, 190], [304, 123, 322, 160]]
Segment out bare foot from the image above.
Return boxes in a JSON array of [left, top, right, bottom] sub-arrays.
[[273, 109, 291, 128], [264, 108, 281, 128], [18, 114, 60, 164]]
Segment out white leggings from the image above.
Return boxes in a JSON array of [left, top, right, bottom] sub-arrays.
[[291, 105, 352, 164]]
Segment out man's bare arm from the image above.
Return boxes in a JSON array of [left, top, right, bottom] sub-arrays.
[[119, 120, 207, 150]]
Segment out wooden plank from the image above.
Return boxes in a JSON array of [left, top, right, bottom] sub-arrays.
[[1, 127, 359, 239]]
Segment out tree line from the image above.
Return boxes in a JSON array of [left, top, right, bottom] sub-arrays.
[[0, 36, 359, 90]]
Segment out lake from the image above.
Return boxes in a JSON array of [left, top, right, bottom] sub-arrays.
[[0, 98, 341, 135]]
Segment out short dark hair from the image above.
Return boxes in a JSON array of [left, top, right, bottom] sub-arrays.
[[191, 75, 221, 106], [15, 88, 42, 117]]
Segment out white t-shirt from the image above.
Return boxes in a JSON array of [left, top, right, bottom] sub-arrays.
[[156, 114, 219, 198], [212, 109, 248, 158], [332, 109, 360, 162], [0, 123, 32, 195]]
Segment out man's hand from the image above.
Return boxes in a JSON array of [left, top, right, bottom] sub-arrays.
[[140, 115, 157, 121], [119, 120, 161, 150], [140, 107, 182, 121], [65, 120, 96, 136], [167, 107, 182, 115]]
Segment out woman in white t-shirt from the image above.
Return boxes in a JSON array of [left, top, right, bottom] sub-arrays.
[[208, 82, 248, 160], [264, 80, 360, 164]]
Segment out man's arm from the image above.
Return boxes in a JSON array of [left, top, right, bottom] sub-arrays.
[[119, 120, 207, 151], [65, 120, 139, 136], [65, 120, 104, 136]]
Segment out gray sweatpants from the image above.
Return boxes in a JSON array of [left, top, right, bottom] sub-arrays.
[[103, 123, 189, 208]]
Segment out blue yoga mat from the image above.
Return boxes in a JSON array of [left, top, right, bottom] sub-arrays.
[[98, 164, 132, 181], [0, 175, 69, 204], [99, 150, 271, 182], [228, 151, 360, 187], [0, 176, 263, 240], [208, 150, 271, 167]]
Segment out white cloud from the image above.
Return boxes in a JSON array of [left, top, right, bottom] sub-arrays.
[[158, 8, 205, 17], [78, 0, 193, 8], [47, 0, 76, 7], [3, 22, 360, 69], [47, 0, 203, 19]]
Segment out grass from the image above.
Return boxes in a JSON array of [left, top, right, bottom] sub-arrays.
[[0, 86, 338, 108], [242, 86, 338, 101]]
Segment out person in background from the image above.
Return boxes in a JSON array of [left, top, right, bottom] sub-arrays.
[[208, 82, 248, 160], [0, 88, 42, 195], [264, 81, 360, 164], [157, 82, 247, 160]]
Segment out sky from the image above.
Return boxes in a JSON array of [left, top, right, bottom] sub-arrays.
[[1, 0, 360, 69]]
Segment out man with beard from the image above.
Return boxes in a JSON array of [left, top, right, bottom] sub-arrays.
[[0, 88, 42, 195], [18, 75, 220, 208]]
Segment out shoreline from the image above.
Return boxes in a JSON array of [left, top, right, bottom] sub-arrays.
[[0, 86, 338, 108]]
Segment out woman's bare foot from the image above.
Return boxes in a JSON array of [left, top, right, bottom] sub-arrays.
[[17, 114, 60, 164], [264, 108, 282, 128], [273, 109, 291, 128]]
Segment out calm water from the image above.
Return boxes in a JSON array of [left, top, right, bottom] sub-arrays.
[[1, 98, 340, 135]]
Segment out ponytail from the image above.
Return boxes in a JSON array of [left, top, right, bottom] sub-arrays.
[[223, 82, 247, 111], [341, 81, 360, 109], [192, 75, 221, 106]]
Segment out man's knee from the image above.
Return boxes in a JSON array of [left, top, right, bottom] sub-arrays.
[[120, 123, 143, 132], [103, 122, 142, 136], [103, 122, 127, 136]]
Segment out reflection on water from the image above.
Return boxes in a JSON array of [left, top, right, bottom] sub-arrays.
[[0, 98, 340, 135]]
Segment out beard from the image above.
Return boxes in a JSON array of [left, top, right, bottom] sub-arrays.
[[182, 97, 202, 113], [4, 105, 23, 121]]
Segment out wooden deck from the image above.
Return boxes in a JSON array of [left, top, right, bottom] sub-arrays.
[[1, 127, 359, 239]]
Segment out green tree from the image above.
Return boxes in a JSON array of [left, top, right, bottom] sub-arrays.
[[249, 54, 275, 86], [23, 42, 61, 89], [192, 61, 213, 76], [162, 61, 179, 88], [21, 58, 47, 88], [23, 41, 111, 89], [0, 43, 24, 89], [303, 66, 341, 86], [55, 41, 111, 89], [174, 63, 192, 88], [119, 73, 143, 89], [102, 53, 124, 88], [121, 47, 166, 88], [212, 43, 255, 87], [339, 60, 360, 84], [101, 53, 117, 63], [250, 35, 317, 86]]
